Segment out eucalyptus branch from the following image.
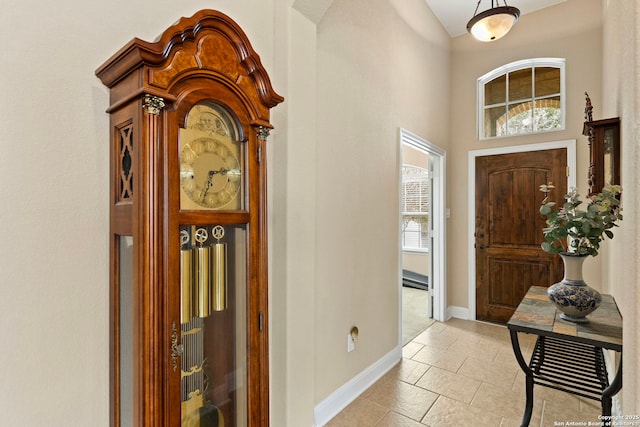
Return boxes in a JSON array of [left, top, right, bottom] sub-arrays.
[[539, 183, 622, 256]]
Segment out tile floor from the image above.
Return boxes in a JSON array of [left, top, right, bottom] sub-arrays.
[[402, 287, 434, 345], [326, 318, 603, 427]]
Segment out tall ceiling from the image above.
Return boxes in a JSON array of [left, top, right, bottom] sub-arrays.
[[425, 0, 567, 37]]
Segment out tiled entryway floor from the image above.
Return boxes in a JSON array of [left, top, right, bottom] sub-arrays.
[[326, 318, 602, 426]]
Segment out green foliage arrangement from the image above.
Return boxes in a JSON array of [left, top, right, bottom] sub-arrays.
[[539, 183, 623, 256]]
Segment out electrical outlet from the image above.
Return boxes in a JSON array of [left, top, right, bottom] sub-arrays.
[[347, 333, 355, 352]]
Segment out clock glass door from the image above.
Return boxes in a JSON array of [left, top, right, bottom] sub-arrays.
[[179, 103, 245, 211], [180, 224, 247, 427], [118, 235, 134, 427], [604, 126, 616, 187]]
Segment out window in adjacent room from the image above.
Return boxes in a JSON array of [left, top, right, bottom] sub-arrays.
[[478, 58, 565, 139], [401, 165, 430, 251]]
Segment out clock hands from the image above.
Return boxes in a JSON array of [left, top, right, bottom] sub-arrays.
[[208, 167, 230, 177], [201, 170, 216, 201], [201, 168, 241, 202], [208, 167, 241, 177]]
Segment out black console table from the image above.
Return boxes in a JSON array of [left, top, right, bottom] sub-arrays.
[[507, 286, 622, 427]]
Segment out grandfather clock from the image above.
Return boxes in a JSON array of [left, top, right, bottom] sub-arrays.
[[96, 10, 283, 427], [582, 92, 621, 196]]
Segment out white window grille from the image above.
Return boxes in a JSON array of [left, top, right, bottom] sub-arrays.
[[401, 165, 429, 251]]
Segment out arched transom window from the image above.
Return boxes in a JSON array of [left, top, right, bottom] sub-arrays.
[[478, 58, 565, 139]]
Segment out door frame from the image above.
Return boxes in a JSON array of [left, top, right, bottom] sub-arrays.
[[399, 128, 447, 325], [467, 139, 576, 321]]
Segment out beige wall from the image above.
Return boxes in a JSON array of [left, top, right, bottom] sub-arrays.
[[314, 0, 450, 405], [403, 253, 430, 276], [403, 146, 431, 169], [271, 3, 317, 425], [602, 0, 640, 413], [0, 0, 279, 425], [449, 0, 604, 310]]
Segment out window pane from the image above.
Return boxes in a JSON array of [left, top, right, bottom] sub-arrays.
[[535, 67, 560, 97], [507, 101, 533, 135], [479, 60, 564, 139], [401, 165, 429, 250], [485, 75, 506, 106], [402, 215, 429, 250], [403, 182, 424, 212], [402, 166, 429, 213], [533, 96, 561, 131], [403, 220, 421, 248], [484, 105, 507, 137], [508, 69, 532, 101]]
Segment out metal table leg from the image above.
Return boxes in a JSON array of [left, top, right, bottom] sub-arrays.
[[510, 330, 534, 427], [602, 354, 623, 417]]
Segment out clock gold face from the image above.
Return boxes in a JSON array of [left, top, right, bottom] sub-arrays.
[[179, 104, 244, 210]]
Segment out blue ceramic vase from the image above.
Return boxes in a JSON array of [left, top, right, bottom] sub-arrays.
[[547, 253, 602, 323]]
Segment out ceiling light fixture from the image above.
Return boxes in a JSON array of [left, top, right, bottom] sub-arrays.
[[466, 0, 520, 42]]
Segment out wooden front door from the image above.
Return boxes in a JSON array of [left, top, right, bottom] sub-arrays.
[[475, 148, 567, 323]]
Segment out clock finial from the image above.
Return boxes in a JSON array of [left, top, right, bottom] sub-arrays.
[[584, 92, 593, 122]]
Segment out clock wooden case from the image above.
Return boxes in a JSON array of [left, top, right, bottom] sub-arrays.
[[583, 117, 620, 196], [582, 93, 620, 196], [96, 10, 283, 426]]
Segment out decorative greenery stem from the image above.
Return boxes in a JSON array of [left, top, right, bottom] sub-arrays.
[[539, 183, 622, 256]]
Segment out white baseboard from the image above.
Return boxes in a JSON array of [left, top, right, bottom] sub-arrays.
[[313, 345, 402, 427], [447, 305, 469, 320]]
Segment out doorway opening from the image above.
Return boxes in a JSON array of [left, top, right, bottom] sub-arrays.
[[399, 129, 446, 345]]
